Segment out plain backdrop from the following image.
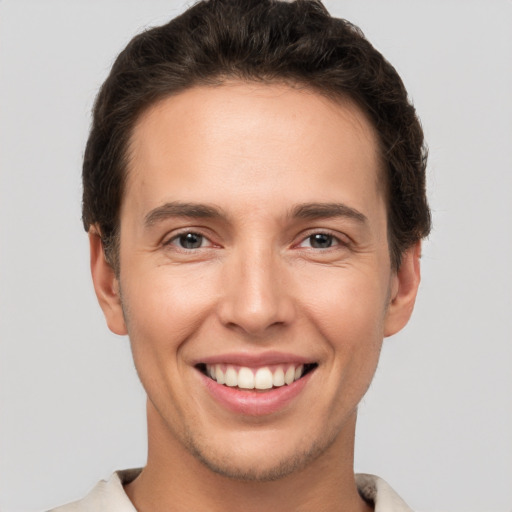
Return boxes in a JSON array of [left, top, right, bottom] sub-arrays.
[[1, 1, 511, 511]]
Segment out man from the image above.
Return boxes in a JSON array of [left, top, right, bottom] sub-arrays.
[[52, 0, 430, 510]]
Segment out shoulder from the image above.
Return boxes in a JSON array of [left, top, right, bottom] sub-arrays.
[[355, 473, 413, 512], [47, 469, 142, 512]]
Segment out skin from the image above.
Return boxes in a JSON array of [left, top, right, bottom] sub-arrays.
[[90, 82, 421, 512]]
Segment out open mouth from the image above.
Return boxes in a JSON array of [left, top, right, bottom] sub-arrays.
[[196, 362, 318, 391]]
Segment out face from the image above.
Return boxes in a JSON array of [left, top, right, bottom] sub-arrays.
[[91, 82, 420, 481]]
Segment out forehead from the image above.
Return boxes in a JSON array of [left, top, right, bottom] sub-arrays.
[[124, 82, 383, 218]]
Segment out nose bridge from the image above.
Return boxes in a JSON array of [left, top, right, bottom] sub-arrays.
[[219, 237, 293, 335]]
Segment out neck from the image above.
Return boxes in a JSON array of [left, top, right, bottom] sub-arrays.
[[125, 401, 372, 512]]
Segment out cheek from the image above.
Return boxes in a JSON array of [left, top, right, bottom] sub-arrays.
[[121, 264, 220, 355], [296, 265, 388, 369], [298, 264, 389, 330]]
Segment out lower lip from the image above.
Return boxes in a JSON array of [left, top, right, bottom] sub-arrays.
[[200, 370, 314, 416]]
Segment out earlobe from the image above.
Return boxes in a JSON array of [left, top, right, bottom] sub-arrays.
[[89, 228, 128, 336], [384, 242, 422, 337]]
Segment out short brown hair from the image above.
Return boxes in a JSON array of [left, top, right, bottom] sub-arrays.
[[82, 0, 431, 270]]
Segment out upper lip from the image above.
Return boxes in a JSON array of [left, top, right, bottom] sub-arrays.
[[193, 351, 315, 367]]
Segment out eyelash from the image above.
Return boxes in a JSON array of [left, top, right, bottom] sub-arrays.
[[296, 230, 349, 251], [164, 230, 214, 251], [163, 229, 348, 252]]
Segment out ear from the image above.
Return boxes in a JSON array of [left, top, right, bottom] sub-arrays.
[[89, 228, 128, 335], [384, 242, 422, 337]]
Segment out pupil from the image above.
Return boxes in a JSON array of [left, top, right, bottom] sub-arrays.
[[179, 233, 202, 249], [310, 233, 332, 248]]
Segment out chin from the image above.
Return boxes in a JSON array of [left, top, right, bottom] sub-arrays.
[[183, 426, 339, 482]]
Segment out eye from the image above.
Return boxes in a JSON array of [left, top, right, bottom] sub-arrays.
[[169, 232, 208, 250], [299, 233, 338, 249]]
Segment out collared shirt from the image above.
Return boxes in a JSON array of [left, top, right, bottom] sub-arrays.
[[49, 469, 413, 512]]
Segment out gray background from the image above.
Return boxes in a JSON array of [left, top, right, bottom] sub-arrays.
[[1, 1, 511, 511]]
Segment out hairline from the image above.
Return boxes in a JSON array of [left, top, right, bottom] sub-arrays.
[[102, 77, 394, 273]]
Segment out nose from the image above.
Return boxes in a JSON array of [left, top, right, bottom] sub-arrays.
[[217, 244, 295, 337]]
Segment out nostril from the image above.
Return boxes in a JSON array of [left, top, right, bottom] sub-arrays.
[[216, 273, 296, 335]]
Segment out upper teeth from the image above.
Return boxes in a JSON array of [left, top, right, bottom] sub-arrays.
[[206, 364, 304, 390]]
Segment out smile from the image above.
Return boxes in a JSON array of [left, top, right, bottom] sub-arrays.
[[196, 363, 317, 391]]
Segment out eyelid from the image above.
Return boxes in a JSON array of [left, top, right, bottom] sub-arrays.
[[162, 228, 218, 249], [295, 229, 350, 249], [160, 227, 350, 251]]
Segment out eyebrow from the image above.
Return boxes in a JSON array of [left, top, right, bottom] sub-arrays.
[[143, 201, 367, 228], [144, 201, 224, 227], [290, 202, 367, 223]]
